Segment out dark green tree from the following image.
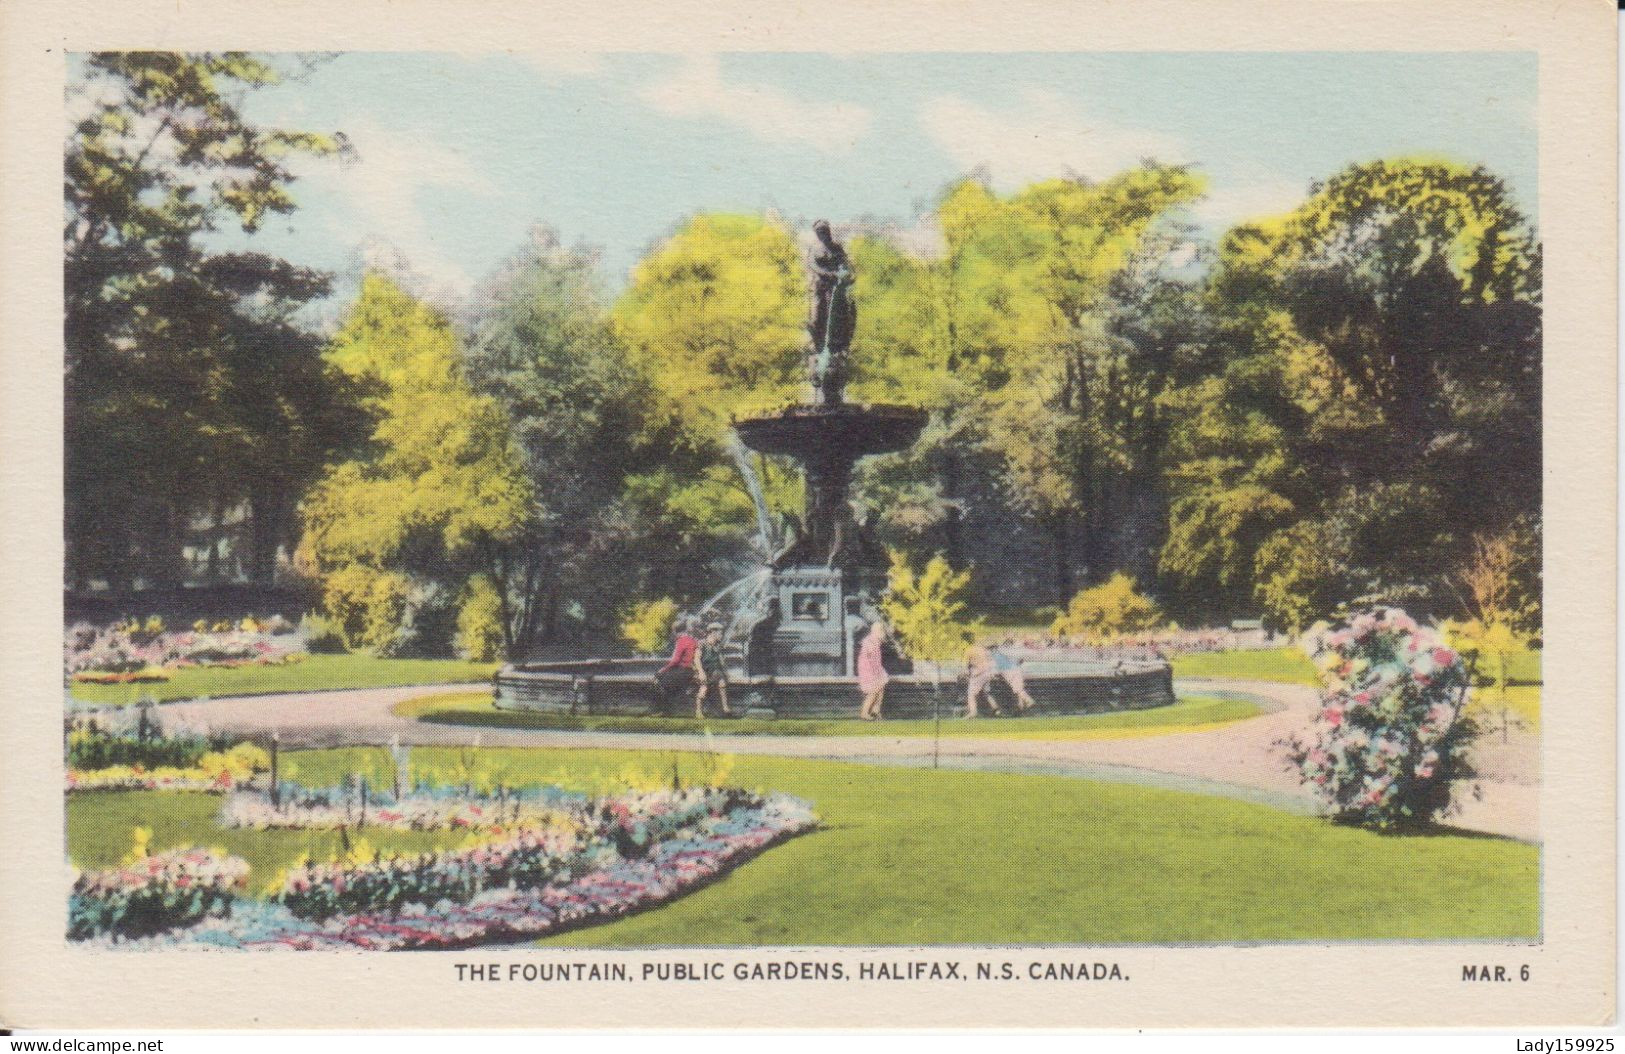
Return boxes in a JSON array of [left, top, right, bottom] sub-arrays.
[[1162, 159, 1542, 628], [65, 52, 348, 588], [461, 230, 653, 649]]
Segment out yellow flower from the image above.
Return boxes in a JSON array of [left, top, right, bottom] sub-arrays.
[[122, 826, 152, 864], [344, 838, 377, 868], [225, 742, 270, 775]]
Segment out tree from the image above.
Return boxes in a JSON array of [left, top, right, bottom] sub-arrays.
[[612, 213, 808, 580], [1162, 159, 1541, 628], [881, 551, 979, 681], [65, 52, 349, 589], [462, 230, 651, 648], [852, 167, 1207, 604], [620, 597, 679, 656], [1441, 524, 1539, 740], [297, 275, 532, 655]]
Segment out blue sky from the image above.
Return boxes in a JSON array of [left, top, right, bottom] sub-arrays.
[[132, 51, 1539, 303]]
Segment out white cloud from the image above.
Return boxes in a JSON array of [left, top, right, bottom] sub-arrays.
[[638, 56, 872, 153], [920, 88, 1184, 189], [299, 120, 501, 297], [1192, 176, 1308, 229]]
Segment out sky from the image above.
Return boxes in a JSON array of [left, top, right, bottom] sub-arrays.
[[104, 51, 1540, 305]]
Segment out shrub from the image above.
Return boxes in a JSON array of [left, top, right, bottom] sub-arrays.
[[620, 597, 679, 655], [1282, 607, 1477, 829], [455, 574, 507, 662], [1051, 572, 1163, 641], [65, 724, 216, 773], [320, 565, 412, 653], [299, 612, 349, 654]]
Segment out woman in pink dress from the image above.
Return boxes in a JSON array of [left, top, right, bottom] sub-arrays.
[[856, 620, 890, 721]]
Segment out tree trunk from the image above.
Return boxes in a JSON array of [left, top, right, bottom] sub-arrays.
[[1051, 510, 1073, 606], [250, 493, 289, 585], [940, 445, 963, 567]]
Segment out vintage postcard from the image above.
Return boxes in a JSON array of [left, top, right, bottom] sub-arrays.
[[0, 0, 1615, 1032]]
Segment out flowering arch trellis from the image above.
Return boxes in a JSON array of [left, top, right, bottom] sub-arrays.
[[1282, 608, 1478, 829]]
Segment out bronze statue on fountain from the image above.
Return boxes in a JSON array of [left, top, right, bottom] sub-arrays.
[[807, 218, 855, 407]]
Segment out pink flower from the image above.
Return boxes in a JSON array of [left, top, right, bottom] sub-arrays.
[[1430, 647, 1455, 666], [1321, 707, 1343, 727]]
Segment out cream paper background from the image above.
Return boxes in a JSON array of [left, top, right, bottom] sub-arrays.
[[0, 0, 1614, 1030]]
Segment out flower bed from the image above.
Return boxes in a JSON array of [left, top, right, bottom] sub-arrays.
[[69, 841, 250, 941], [67, 718, 269, 793], [67, 766, 243, 793], [66, 615, 305, 680], [1282, 607, 1476, 829], [220, 782, 586, 832], [71, 789, 817, 950]]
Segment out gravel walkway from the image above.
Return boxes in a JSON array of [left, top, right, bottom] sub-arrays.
[[148, 677, 1539, 843]]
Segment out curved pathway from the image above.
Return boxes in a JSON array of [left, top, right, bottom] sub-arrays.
[[151, 678, 1538, 843]]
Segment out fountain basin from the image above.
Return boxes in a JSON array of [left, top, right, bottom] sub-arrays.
[[733, 403, 928, 460], [493, 657, 1175, 721]]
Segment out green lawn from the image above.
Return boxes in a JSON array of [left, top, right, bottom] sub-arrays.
[[69, 654, 498, 705], [392, 690, 1261, 739], [66, 745, 1539, 945], [1168, 646, 1542, 728], [1170, 647, 1320, 685]]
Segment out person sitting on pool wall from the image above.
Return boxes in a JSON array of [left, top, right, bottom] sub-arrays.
[[991, 635, 1037, 713], [693, 622, 736, 719], [962, 633, 1005, 718], [655, 615, 699, 714]]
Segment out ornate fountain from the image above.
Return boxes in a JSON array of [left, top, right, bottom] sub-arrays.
[[494, 221, 1174, 719], [729, 219, 926, 677]]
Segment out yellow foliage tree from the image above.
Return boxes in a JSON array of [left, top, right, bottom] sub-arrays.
[[881, 551, 980, 682], [620, 597, 679, 656], [614, 213, 805, 448], [1442, 528, 1539, 737], [298, 275, 533, 654]]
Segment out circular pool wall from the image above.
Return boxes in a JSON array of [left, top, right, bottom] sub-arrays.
[[494, 658, 1175, 721]]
